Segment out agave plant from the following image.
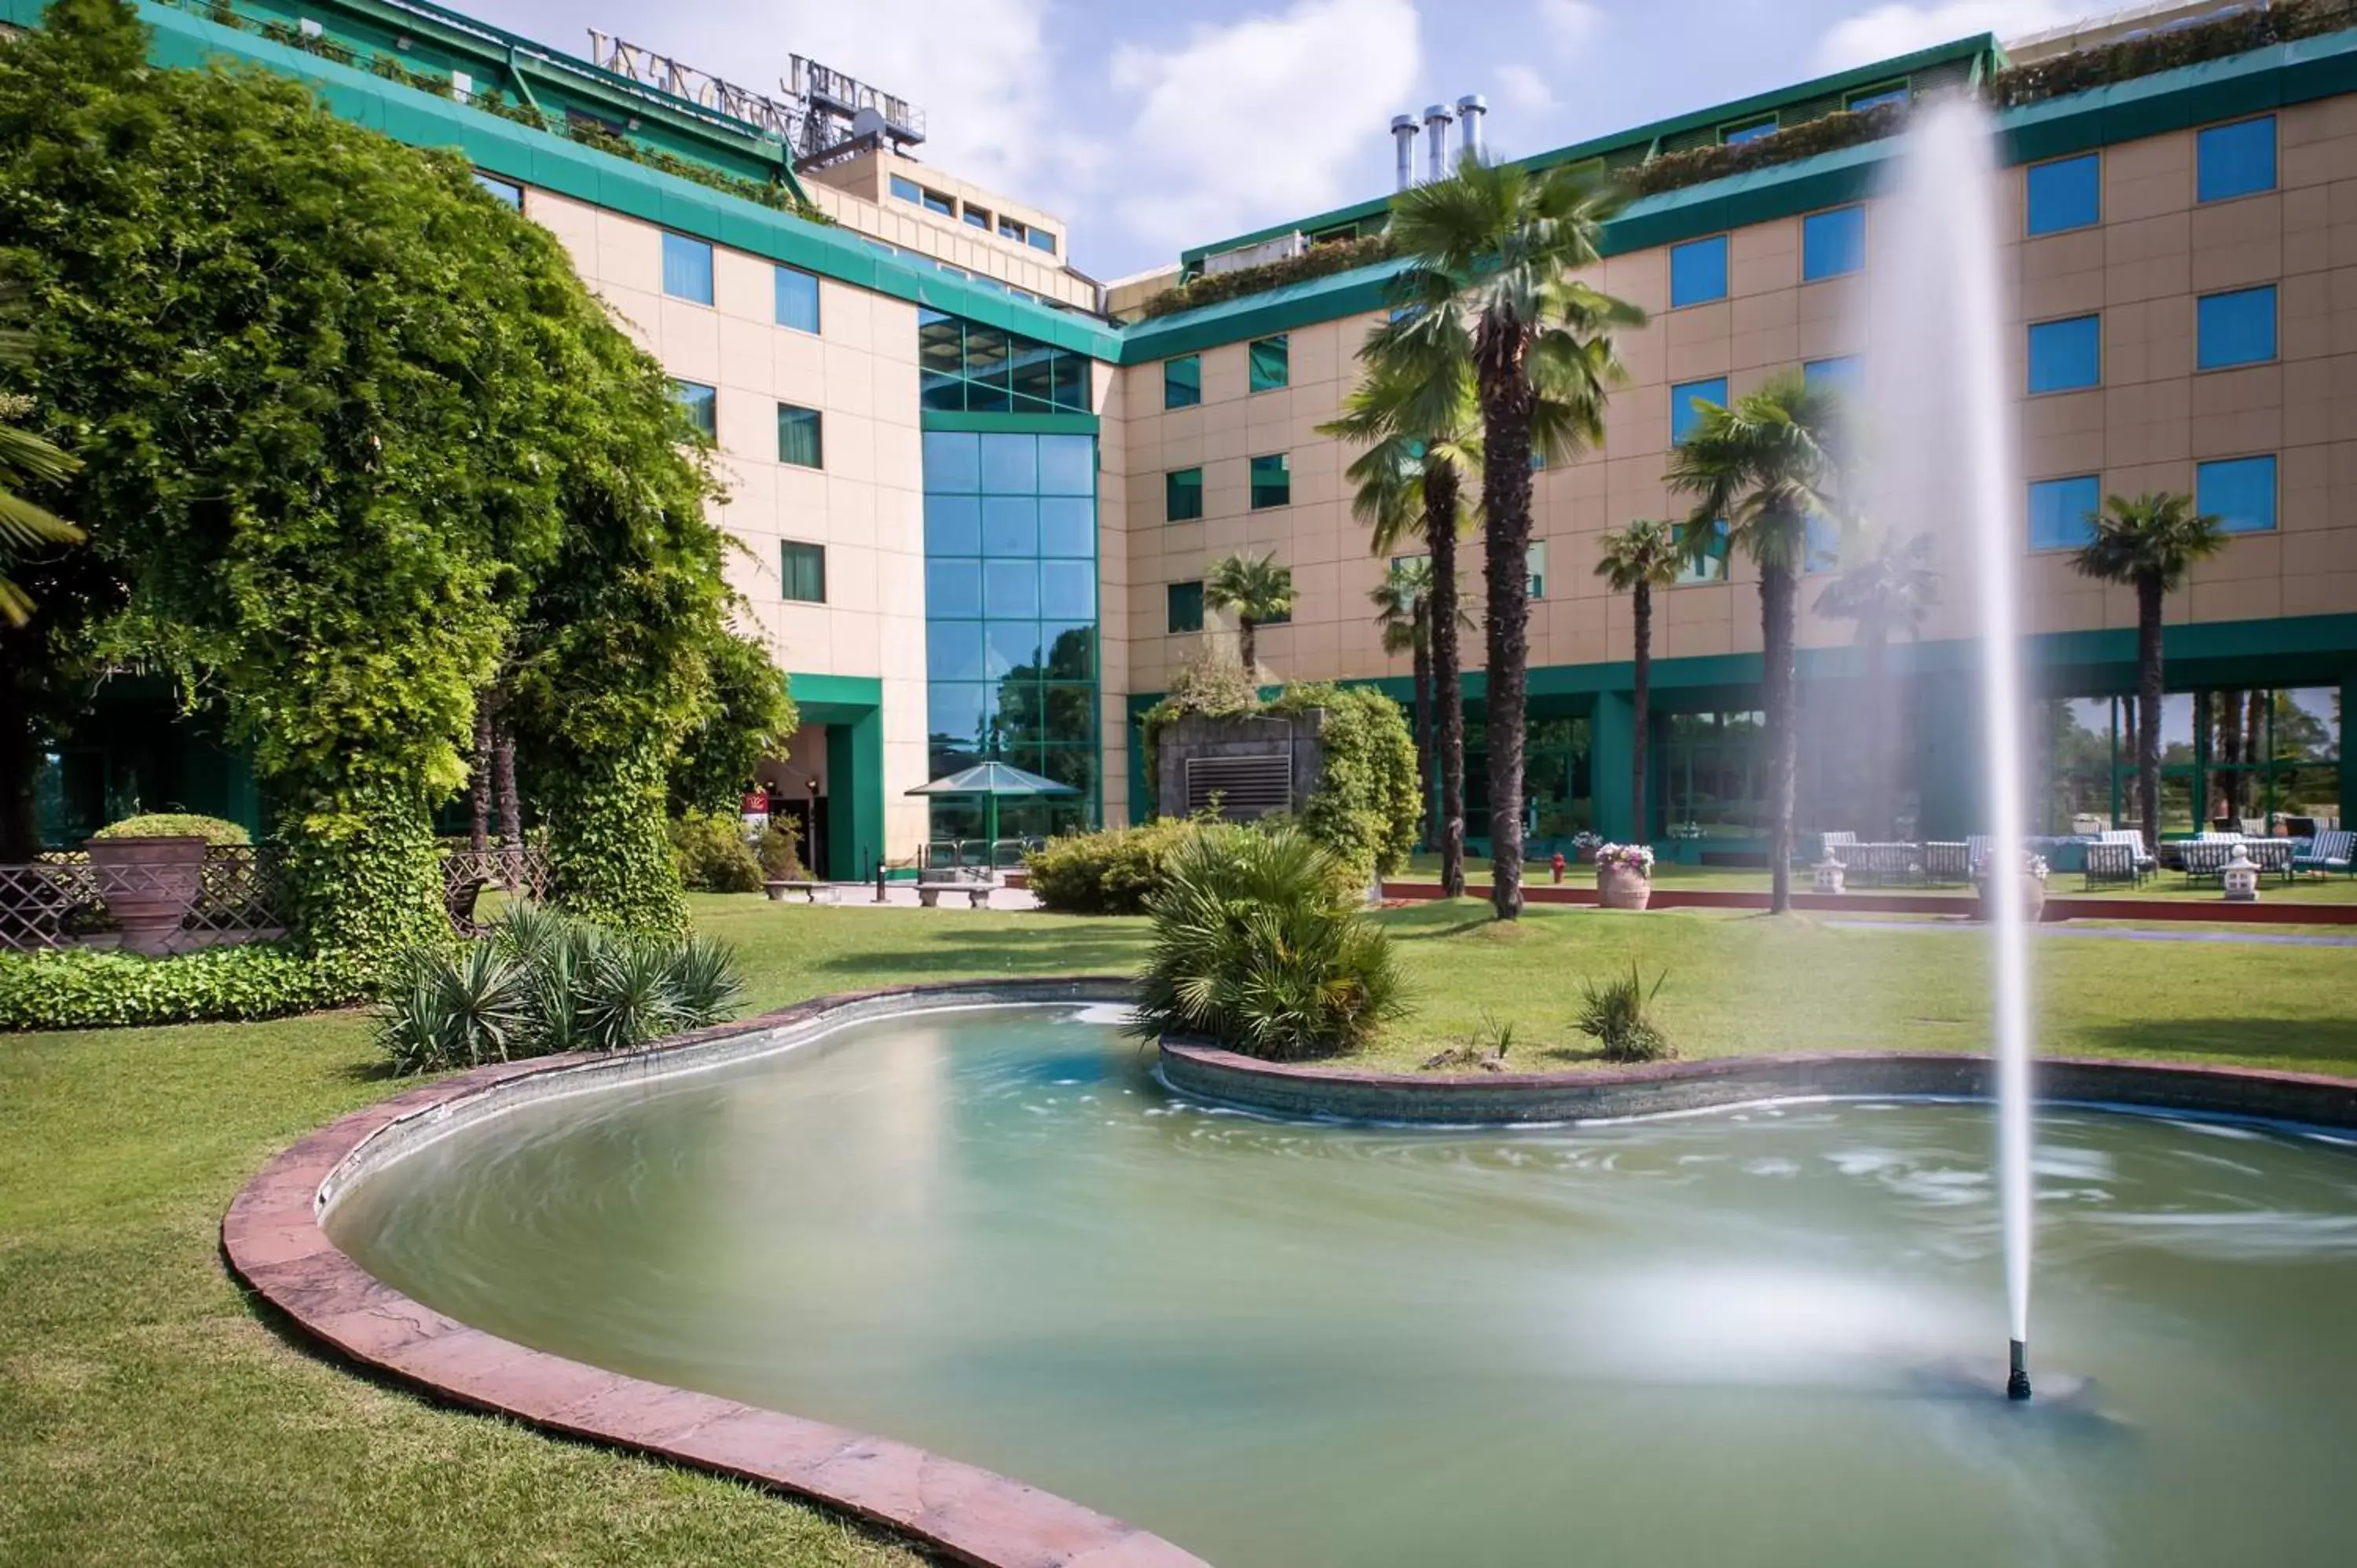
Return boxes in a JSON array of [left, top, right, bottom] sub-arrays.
[[576, 936, 687, 1054], [374, 940, 535, 1074], [1574, 963, 1673, 1063], [1133, 825, 1407, 1061], [663, 933, 746, 1027]]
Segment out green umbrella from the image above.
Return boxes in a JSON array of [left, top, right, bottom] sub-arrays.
[[906, 760, 1078, 852]]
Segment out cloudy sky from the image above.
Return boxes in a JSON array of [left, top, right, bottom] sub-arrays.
[[466, 0, 2080, 279]]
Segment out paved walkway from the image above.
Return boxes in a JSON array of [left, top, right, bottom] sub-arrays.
[[1826, 918, 2357, 947], [771, 881, 1041, 912]]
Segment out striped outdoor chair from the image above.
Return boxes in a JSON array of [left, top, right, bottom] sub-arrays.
[[1922, 842, 1970, 885], [2097, 828, 2156, 881], [2179, 839, 2239, 883], [2294, 829, 2354, 877], [2082, 841, 2139, 890]]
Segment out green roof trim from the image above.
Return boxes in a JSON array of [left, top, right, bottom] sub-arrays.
[[783, 672, 882, 711], [1177, 34, 2000, 266], [920, 410, 1100, 434]]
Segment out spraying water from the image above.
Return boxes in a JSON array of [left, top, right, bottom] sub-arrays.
[[1861, 98, 2036, 1397]]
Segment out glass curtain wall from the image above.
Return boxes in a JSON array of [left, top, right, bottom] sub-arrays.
[[2036, 688, 2341, 833], [1462, 716, 1591, 847], [920, 309, 1091, 414], [923, 428, 1100, 842]]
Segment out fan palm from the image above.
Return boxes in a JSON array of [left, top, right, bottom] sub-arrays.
[[0, 279, 82, 627], [1814, 530, 1940, 837], [2069, 492, 2227, 851], [1665, 370, 1846, 912], [1373, 151, 1641, 918], [1204, 548, 1294, 676], [1321, 357, 1482, 896], [1593, 518, 1684, 841]]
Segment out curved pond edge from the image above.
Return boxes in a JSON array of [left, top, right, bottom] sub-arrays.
[[1158, 1041, 2357, 1130], [223, 976, 1209, 1568]]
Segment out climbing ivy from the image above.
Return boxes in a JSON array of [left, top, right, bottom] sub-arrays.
[[1266, 683, 1422, 881]]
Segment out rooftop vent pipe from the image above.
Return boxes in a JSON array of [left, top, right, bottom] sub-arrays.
[[1391, 114, 1419, 192], [1423, 101, 1454, 183], [1456, 93, 1487, 164]]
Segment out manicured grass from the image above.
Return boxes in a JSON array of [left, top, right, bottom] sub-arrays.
[[1398, 852, 2357, 903], [6, 894, 2355, 1563]]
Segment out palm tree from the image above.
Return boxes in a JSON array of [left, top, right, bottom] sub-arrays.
[[1813, 530, 1939, 838], [2070, 492, 2227, 852], [1376, 152, 1640, 919], [1370, 559, 1435, 844], [1204, 549, 1293, 676], [1593, 518, 1683, 843], [0, 280, 82, 627], [1320, 357, 1482, 896], [1665, 370, 1845, 914]]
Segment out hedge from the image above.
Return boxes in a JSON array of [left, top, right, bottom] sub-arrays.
[[0, 943, 366, 1031], [1138, 234, 1395, 320]]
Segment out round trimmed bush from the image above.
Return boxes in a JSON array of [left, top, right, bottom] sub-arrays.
[[88, 813, 251, 846]]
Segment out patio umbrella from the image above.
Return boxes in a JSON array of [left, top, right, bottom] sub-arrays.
[[905, 760, 1077, 849]]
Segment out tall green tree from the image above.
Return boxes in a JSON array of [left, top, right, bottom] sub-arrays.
[[0, 278, 80, 631], [1376, 152, 1639, 918], [1370, 559, 1434, 842], [1593, 518, 1683, 843], [1321, 361, 1480, 896], [1665, 371, 1845, 913], [2070, 492, 2227, 851], [1813, 529, 1939, 837], [1204, 549, 1294, 676]]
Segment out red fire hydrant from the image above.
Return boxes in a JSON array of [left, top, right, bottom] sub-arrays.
[[1550, 852, 1567, 885]]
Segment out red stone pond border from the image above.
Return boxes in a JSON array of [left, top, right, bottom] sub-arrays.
[[1378, 879, 2357, 924], [222, 976, 1208, 1568]]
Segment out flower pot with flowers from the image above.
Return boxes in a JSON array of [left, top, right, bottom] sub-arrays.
[[1975, 851, 2050, 924], [1594, 842, 1656, 910]]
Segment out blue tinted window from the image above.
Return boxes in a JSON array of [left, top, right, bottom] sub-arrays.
[[928, 621, 986, 683], [985, 623, 1037, 676], [670, 379, 715, 439], [922, 430, 979, 491], [981, 497, 1037, 557], [984, 559, 1038, 618], [1846, 85, 1907, 112], [2197, 456, 2276, 533], [1040, 560, 1094, 618], [1039, 498, 1094, 558], [889, 174, 923, 203], [775, 266, 820, 333], [1038, 434, 1095, 495], [926, 559, 982, 617], [978, 433, 1037, 493], [661, 232, 713, 305], [2197, 287, 2276, 369], [2025, 154, 2099, 236], [1164, 355, 1201, 409], [1723, 117, 1776, 145], [1028, 229, 1058, 255], [1670, 236, 1728, 308], [1804, 356, 1862, 396], [2028, 315, 2101, 394], [925, 495, 980, 555], [1168, 581, 1204, 634], [473, 171, 522, 208], [1802, 205, 1865, 280], [2029, 474, 2101, 551], [927, 682, 990, 746], [2197, 117, 2275, 202], [1672, 378, 1728, 445]]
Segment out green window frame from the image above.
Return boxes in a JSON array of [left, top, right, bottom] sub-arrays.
[[1168, 581, 1204, 634], [780, 540, 827, 603], [1166, 467, 1204, 522], [1164, 354, 1201, 409], [1249, 452, 1291, 510], [776, 404, 823, 468], [1722, 115, 1777, 145], [1248, 334, 1290, 393]]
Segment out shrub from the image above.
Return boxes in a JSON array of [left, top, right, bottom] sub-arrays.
[[1137, 233, 1397, 320], [374, 906, 747, 1072], [1575, 964, 1673, 1063], [754, 822, 805, 882], [668, 808, 763, 893], [1267, 683, 1421, 883], [87, 813, 251, 845], [0, 943, 365, 1031], [1025, 816, 1208, 915], [1132, 824, 1407, 1061]]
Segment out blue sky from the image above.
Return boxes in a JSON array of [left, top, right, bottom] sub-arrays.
[[464, 0, 2078, 279]]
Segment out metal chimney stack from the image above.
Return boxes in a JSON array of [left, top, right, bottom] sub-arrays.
[[1422, 102, 1454, 182], [1456, 93, 1487, 165], [1391, 114, 1418, 191]]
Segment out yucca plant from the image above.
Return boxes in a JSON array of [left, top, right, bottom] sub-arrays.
[[663, 932, 746, 1027], [374, 940, 536, 1074], [1574, 963, 1673, 1063], [1133, 825, 1407, 1061], [576, 936, 686, 1053]]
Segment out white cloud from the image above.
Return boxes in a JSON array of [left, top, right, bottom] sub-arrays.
[[1537, 0, 1605, 55], [1494, 63, 1559, 117], [1104, 0, 1421, 254], [1815, 2, 2069, 72]]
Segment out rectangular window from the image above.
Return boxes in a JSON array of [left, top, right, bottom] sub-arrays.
[[1722, 115, 1777, 145], [661, 232, 713, 305], [1671, 377, 1728, 445], [963, 206, 991, 229], [776, 404, 823, 468], [1249, 452, 1291, 509], [1675, 519, 1729, 584], [2197, 116, 2275, 203], [1164, 354, 1201, 409], [1168, 581, 1204, 634], [1804, 355, 1863, 396], [2197, 455, 2277, 534], [999, 215, 1028, 243], [1846, 82, 1907, 112], [2027, 314, 2101, 394], [1166, 467, 1204, 522], [671, 379, 716, 440], [1248, 334, 1290, 393], [1028, 229, 1058, 255], [780, 540, 827, 603], [1670, 235, 1728, 308], [1802, 204, 1866, 280], [889, 174, 923, 204], [775, 266, 820, 334], [1526, 542, 1547, 600], [2025, 152, 2099, 236], [2028, 474, 2101, 551], [2197, 286, 2277, 370], [472, 171, 522, 208], [922, 187, 955, 217]]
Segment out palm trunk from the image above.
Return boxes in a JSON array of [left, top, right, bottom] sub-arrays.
[[2213, 689, 2241, 822], [1476, 332, 1537, 921], [470, 702, 493, 855], [1630, 582, 1651, 844], [493, 694, 523, 891], [2135, 577, 2164, 854], [0, 626, 37, 863], [1239, 618, 1258, 679], [1427, 463, 1467, 899], [2246, 687, 2268, 821], [1411, 613, 1434, 851], [1760, 559, 1799, 914]]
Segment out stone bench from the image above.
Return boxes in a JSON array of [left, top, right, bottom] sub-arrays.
[[916, 880, 993, 909], [763, 880, 827, 903]]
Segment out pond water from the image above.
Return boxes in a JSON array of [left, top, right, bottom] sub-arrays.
[[328, 1006, 2357, 1567]]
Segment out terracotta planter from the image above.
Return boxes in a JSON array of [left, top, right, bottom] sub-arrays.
[[1975, 879, 2048, 925], [85, 836, 209, 954], [1598, 864, 1652, 910]]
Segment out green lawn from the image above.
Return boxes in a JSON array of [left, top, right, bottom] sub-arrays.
[[5, 896, 2356, 1563], [1398, 852, 2357, 903]]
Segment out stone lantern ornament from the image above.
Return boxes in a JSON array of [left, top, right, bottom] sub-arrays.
[[2222, 845, 2261, 903]]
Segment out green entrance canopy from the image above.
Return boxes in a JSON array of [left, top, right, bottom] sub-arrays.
[[906, 760, 1078, 845]]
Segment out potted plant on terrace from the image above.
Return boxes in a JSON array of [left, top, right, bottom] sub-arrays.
[[1594, 841, 1655, 910], [84, 813, 245, 954], [1975, 851, 2050, 925]]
